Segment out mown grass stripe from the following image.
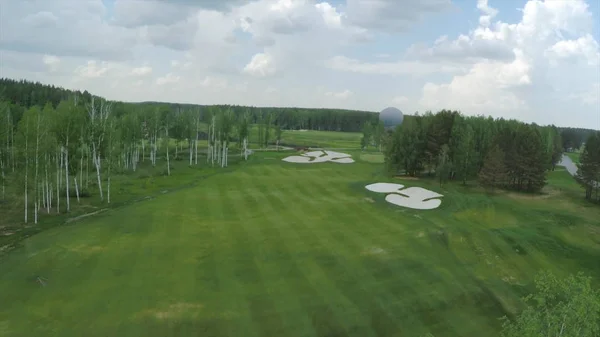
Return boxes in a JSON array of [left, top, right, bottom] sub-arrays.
[[252, 165, 375, 336]]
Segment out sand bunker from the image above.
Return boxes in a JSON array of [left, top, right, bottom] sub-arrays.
[[365, 184, 444, 210], [282, 150, 354, 164], [365, 183, 405, 193]]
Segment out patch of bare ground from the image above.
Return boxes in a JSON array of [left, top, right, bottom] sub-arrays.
[[363, 197, 375, 203], [139, 303, 204, 320], [65, 209, 108, 224]]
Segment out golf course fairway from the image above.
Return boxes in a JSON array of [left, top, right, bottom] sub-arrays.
[[1, 153, 599, 337]]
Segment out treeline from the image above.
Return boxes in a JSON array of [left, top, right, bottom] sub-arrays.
[[385, 110, 564, 193], [577, 132, 600, 202], [560, 127, 596, 151], [1, 78, 378, 133]]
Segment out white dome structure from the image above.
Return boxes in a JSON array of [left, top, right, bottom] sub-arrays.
[[379, 107, 404, 128]]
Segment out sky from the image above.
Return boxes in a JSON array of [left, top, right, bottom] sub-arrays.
[[0, 0, 599, 129]]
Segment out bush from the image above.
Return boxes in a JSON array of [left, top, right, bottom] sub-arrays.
[[500, 271, 600, 337]]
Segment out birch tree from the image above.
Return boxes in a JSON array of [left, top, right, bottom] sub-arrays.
[[52, 99, 83, 211], [86, 96, 112, 201], [238, 111, 250, 159], [162, 108, 172, 176], [17, 106, 44, 223]]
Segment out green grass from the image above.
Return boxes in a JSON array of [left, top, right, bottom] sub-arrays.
[[247, 126, 362, 148], [566, 152, 581, 164], [1, 150, 598, 337], [359, 153, 385, 163]]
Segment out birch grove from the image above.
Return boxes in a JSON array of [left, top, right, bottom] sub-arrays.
[[1, 93, 260, 226]]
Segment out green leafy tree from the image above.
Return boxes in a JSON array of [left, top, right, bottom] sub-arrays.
[[576, 132, 600, 202], [449, 116, 476, 184], [385, 116, 425, 176], [361, 121, 372, 150], [500, 271, 600, 337], [479, 144, 507, 192], [436, 144, 451, 187]]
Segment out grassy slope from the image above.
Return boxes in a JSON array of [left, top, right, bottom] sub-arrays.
[[566, 152, 581, 164], [0, 150, 598, 337]]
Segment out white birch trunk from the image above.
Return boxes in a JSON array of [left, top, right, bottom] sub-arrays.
[[74, 177, 80, 202], [24, 126, 28, 223], [45, 155, 50, 213], [86, 149, 89, 187], [189, 140, 193, 166], [107, 177, 111, 204], [34, 113, 40, 223], [80, 150, 83, 190], [56, 151, 60, 213], [92, 143, 103, 201], [194, 137, 198, 165], [165, 127, 171, 176], [11, 123, 15, 173], [65, 144, 70, 212]]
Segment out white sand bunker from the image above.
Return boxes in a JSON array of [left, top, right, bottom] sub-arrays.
[[365, 183, 443, 210], [282, 150, 354, 164]]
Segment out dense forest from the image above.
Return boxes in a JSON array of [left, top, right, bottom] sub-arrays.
[[381, 110, 600, 200], [0, 78, 378, 133]]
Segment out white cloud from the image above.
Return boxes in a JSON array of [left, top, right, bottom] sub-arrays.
[[325, 89, 353, 99], [0, 0, 598, 129], [0, 0, 138, 60], [42, 55, 60, 72], [568, 82, 600, 105], [243, 53, 276, 77], [156, 73, 181, 85], [131, 66, 153, 76], [415, 0, 600, 125], [326, 55, 463, 76], [546, 34, 600, 66], [74, 60, 113, 79], [392, 96, 408, 104], [315, 2, 343, 28]]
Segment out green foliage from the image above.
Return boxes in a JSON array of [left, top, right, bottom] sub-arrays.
[[479, 144, 507, 191], [1, 78, 377, 133], [500, 271, 600, 337], [576, 132, 600, 202], [449, 116, 476, 184], [386, 111, 551, 193], [385, 116, 426, 176], [361, 121, 372, 149], [561, 127, 596, 151], [436, 144, 451, 187]]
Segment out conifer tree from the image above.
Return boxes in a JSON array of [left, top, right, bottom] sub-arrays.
[[479, 144, 507, 192], [577, 132, 600, 202]]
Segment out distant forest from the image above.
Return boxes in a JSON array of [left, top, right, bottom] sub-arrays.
[[0, 78, 378, 133], [1, 78, 596, 144]]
